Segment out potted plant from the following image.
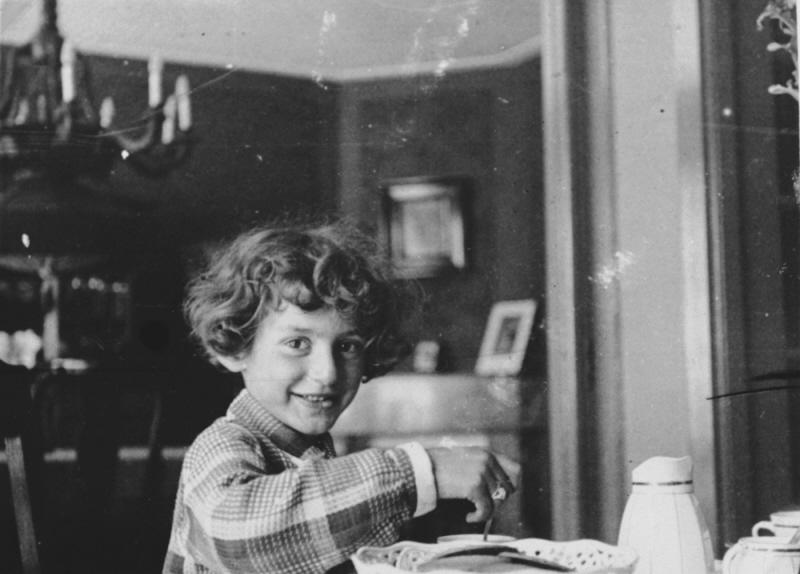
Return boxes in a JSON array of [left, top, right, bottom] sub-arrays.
[[758, 0, 798, 100], [759, 0, 799, 200]]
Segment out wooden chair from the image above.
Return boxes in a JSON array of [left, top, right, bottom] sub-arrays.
[[1, 360, 48, 574], [2, 358, 172, 573]]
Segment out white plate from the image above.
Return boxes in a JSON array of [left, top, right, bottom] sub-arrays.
[[352, 538, 638, 574]]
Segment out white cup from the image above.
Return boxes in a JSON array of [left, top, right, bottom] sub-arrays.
[[751, 510, 800, 539]]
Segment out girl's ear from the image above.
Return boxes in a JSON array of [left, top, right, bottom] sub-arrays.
[[216, 353, 247, 373]]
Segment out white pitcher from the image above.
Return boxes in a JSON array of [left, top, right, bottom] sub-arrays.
[[722, 536, 800, 573], [617, 456, 715, 574]]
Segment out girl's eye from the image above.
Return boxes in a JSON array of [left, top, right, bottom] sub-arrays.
[[338, 339, 364, 357], [285, 338, 311, 352]]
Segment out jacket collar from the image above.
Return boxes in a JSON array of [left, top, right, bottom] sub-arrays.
[[227, 389, 336, 459]]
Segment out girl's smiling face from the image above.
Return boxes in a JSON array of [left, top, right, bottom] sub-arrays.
[[218, 303, 366, 436]]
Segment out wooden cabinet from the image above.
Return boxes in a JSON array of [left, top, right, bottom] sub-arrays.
[[334, 372, 540, 436]]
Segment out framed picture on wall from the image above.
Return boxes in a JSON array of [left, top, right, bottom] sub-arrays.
[[475, 299, 538, 377], [381, 176, 467, 278]]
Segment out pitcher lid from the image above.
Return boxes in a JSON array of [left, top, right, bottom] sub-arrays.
[[631, 456, 693, 485]]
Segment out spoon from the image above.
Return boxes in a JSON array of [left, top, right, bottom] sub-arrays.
[[483, 485, 508, 542], [483, 485, 509, 541], [481, 515, 495, 542]]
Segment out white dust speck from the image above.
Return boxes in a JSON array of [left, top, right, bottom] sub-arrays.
[[322, 10, 337, 31], [591, 251, 635, 288], [457, 17, 469, 36]]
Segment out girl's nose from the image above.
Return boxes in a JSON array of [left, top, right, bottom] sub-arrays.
[[309, 346, 337, 385]]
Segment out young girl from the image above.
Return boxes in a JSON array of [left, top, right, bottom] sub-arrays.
[[163, 220, 516, 574]]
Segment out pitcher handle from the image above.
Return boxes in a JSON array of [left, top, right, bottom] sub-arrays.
[[751, 521, 777, 537]]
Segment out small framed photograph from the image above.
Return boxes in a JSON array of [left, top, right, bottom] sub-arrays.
[[381, 176, 467, 278], [412, 340, 442, 373], [475, 299, 538, 377]]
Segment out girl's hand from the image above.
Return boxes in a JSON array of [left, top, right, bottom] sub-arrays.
[[426, 447, 519, 522]]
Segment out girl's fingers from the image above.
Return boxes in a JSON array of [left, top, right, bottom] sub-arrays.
[[466, 480, 494, 523]]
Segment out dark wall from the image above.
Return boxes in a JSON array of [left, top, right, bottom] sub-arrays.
[[87, 54, 336, 240], [336, 59, 544, 373]]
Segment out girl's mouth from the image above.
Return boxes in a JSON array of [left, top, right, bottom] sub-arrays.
[[292, 393, 336, 408]]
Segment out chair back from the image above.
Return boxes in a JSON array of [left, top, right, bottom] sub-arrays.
[[1, 361, 46, 574]]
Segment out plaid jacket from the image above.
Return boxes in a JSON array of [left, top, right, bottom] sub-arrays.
[[163, 389, 422, 574]]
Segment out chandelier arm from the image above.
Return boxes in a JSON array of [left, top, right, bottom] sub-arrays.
[[74, 55, 99, 125], [104, 114, 162, 155], [122, 135, 193, 177], [0, 47, 21, 119]]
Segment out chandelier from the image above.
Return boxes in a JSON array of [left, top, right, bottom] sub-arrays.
[[0, 0, 196, 366], [0, 0, 193, 183]]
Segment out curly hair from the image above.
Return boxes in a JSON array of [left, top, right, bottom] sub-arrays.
[[184, 220, 415, 379]]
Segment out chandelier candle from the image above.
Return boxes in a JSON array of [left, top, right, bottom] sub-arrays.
[[175, 75, 192, 130], [99, 98, 114, 129], [148, 54, 163, 107], [161, 96, 176, 145], [59, 41, 75, 103]]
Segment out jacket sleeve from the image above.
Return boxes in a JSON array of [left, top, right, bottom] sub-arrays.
[[180, 425, 418, 574]]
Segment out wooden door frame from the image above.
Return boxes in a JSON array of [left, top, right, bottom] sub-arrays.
[[698, 0, 751, 545], [543, 0, 718, 545]]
